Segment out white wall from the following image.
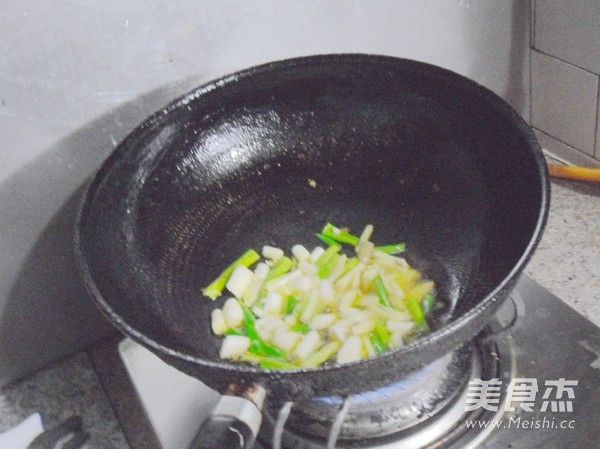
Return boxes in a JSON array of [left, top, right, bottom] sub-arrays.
[[0, 0, 530, 385]]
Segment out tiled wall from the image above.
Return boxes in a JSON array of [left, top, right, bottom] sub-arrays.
[[531, 0, 600, 166]]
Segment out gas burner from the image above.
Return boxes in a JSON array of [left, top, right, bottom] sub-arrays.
[[257, 330, 513, 449], [118, 276, 600, 449]]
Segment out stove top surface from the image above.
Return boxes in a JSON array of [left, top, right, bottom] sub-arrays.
[[470, 275, 600, 449], [119, 275, 600, 449]]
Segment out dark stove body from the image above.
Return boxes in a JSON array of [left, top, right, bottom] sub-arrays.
[[121, 275, 600, 449], [474, 275, 600, 449]]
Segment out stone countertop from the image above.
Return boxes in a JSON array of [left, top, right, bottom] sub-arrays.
[[525, 178, 600, 327], [0, 351, 129, 449]]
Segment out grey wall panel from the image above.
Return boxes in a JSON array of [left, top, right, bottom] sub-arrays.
[[534, 129, 600, 167], [534, 0, 600, 74], [531, 50, 598, 155]]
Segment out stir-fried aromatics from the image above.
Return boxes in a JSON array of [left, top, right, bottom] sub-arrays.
[[202, 224, 437, 369]]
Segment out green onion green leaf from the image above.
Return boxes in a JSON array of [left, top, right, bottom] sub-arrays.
[[321, 223, 360, 246], [373, 275, 392, 308], [375, 243, 406, 255], [202, 249, 260, 300]]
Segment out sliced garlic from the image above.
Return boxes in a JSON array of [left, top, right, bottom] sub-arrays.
[[220, 335, 250, 359], [211, 309, 228, 335], [337, 336, 362, 364], [262, 245, 284, 261], [292, 244, 311, 261], [222, 297, 244, 328], [295, 330, 322, 360], [226, 265, 255, 298]]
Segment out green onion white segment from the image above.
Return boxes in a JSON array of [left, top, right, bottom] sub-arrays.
[[203, 224, 436, 370]]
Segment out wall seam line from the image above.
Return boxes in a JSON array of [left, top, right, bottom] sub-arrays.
[[532, 127, 596, 159], [532, 48, 600, 78]]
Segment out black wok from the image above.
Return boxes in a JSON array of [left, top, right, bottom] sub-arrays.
[[75, 54, 548, 446]]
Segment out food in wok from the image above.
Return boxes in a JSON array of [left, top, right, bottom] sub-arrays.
[[205, 224, 437, 369]]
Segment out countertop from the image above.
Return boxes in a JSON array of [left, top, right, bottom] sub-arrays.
[[524, 178, 600, 327]]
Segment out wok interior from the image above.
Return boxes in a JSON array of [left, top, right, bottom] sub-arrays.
[[79, 58, 544, 366]]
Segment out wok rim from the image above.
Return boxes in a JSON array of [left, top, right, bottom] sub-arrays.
[[74, 53, 550, 380]]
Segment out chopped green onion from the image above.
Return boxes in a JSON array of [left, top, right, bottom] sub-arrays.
[[240, 300, 291, 359], [291, 322, 311, 334], [250, 340, 288, 359], [375, 243, 406, 255], [370, 332, 387, 354], [211, 223, 435, 368], [339, 257, 360, 276], [303, 341, 341, 368], [373, 275, 392, 308], [238, 353, 263, 364], [371, 322, 391, 354], [314, 233, 339, 246], [316, 244, 340, 267], [239, 301, 261, 340], [264, 256, 293, 282], [260, 358, 298, 370], [321, 223, 360, 246], [285, 295, 299, 315], [294, 297, 310, 316], [422, 294, 436, 316], [202, 249, 260, 300], [257, 256, 294, 300], [407, 297, 427, 326], [374, 322, 390, 346], [318, 253, 340, 279]]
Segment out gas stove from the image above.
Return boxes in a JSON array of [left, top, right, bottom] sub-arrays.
[[256, 336, 506, 449], [119, 275, 600, 449]]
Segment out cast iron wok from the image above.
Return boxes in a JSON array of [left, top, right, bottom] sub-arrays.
[[75, 55, 548, 403]]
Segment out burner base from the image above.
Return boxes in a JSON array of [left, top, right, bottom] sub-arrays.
[[257, 332, 513, 449], [119, 275, 600, 449]]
